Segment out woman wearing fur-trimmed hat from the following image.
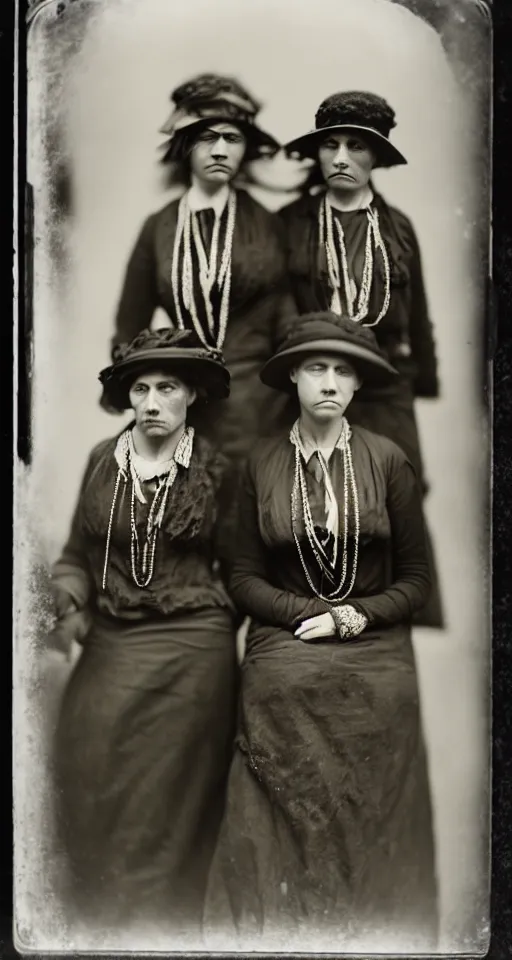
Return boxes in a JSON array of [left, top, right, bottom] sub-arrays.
[[104, 73, 296, 469], [279, 91, 442, 629], [49, 328, 238, 942], [203, 312, 437, 953]]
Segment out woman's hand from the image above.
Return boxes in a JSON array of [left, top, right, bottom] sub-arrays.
[[294, 612, 337, 642]]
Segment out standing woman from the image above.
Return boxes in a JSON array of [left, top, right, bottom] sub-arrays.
[[49, 329, 237, 942], [104, 73, 296, 466], [280, 92, 442, 627], [204, 313, 438, 954]]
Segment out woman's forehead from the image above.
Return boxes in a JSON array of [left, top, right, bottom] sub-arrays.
[[130, 368, 182, 386], [322, 130, 369, 146], [300, 351, 356, 369], [199, 121, 244, 137]]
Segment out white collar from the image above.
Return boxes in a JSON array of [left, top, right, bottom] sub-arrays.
[[289, 419, 351, 464], [114, 426, 194, 503], [187, 182, 230, 217]]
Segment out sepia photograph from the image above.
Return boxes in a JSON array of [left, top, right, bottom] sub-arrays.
[[14, 0, 491, 953]]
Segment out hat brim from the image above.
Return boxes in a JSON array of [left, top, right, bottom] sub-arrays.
[[159, 114, 281, 155], [284, 124, 407, 168], [260, 339, 398, 393], [99, 348, 231, 412]]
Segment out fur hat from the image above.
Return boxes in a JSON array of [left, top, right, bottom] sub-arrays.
[[285, 91, 406, 168]]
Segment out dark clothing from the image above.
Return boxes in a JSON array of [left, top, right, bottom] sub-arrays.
[[279, 190, 443, 627], [51, 432, 237, 939], [204, 427, 438, 952], [112, 189, 296, 463]]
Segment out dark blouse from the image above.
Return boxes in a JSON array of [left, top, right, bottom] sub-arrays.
[[52, 431, 234, 622], [279, 190, 439, 401], [111, 189, 297, 461], [230, 425, 431, 632]]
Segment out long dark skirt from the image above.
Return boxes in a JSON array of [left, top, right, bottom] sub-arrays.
[[53, 607, 237, 941], [346, 383, 444, 629], [204, 621, 438, 954]]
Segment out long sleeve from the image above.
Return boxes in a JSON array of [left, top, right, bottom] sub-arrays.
[[112, 215, 159, 353], [347, 454, 431, 626], [230, 461, 330, 627], [407, 224, 439, 399], [51, 454, 97, 610]]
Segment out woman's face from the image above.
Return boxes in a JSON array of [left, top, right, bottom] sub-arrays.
[[290, 353, 361, 422], [318, 131, 376, 191], [129, 369, 196, 438], [190, 122, 247, 186]]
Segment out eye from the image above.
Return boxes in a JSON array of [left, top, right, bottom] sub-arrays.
[[321, 140, 337, 151], [225, 134, 243, 144], [348, 138, 365, 152], [158, 382, 175, 393], [307, 363, 326, 374], [132, 383, 147, 394]]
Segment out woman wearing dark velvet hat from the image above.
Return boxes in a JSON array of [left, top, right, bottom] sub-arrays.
[[280, 91, 443, 628], [48, 328, 237, 941], [203, 312, 438, 953], [105, 73, 296, 470]]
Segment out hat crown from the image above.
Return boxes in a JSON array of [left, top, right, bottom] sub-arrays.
[[170, 73, 261, 122], [315, 91, 396, 138], [112, 327, 225, 367], [278, 311, 382, 355]]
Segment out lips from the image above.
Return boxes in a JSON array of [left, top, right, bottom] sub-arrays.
[[330, 172, 355, 181]]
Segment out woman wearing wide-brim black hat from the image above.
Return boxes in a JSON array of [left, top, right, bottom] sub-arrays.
[[204, 312, 438, 953], [104, 72, 296, 474], [279, 90, 443, 629], [48, 328, 238, 944]]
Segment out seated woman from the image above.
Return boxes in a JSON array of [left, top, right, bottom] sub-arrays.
[[203, 312, 438, 954], [48, 328, 237, 943]]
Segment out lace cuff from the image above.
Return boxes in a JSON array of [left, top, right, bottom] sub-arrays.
[[331, 604, 368, 641]]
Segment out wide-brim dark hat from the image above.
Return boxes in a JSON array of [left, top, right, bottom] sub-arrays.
[[160, 73, 280, 157], [285, 91, 407, 169], [260, 312, 398, 393], [99, 329, 230, 412]]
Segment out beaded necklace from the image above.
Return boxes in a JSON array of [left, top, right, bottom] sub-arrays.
[[290, 419, 360, 602], [102, 427, 194, 590], [318, 194, 391, 325], [171, 189, 237, 349]]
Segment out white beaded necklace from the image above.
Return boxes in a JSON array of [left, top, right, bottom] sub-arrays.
[[290, 419, 360, 602], [171, 189, 237, 350], [102, 427, 194, 591], [319, 194, 391, 326]]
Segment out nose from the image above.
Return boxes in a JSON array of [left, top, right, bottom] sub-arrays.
[[211, 136, 228, 158], [144, 388, 161, 413], [321, 368, 338, 393], [333, 143, 350, 166]]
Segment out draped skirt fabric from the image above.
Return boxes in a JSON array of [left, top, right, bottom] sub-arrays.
[[52, 608, 237, 941], [203, 622, 438, 954]]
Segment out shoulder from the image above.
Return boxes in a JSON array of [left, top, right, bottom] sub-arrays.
[[374, 194, 416, 240], [351, 425, 409, 472], [137, 198, 180, 236], [279, 192, 319, 225], [192, 433, 230, 481], [237, 189, 284, 231], [246, 432, 291, 479]]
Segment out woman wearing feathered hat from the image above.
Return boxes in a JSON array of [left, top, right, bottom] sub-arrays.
[[105, 73, 296, 470], [279, 90, 443, 629], [48, 329, 237, 941], [204, 313, 438, 952]]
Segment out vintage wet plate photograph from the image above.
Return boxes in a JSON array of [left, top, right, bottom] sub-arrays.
[[13, 0, 491, 954]]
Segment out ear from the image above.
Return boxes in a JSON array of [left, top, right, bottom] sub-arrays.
[[289, 367, 299, 385], [353, 373, 363, 392], [186, 386, 197, 407]]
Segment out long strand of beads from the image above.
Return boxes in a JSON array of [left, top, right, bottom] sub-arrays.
[[171, 196, 188, 330], [171, 191, 236, 350], [102, 470, 123, 591], [290, 420, 360, 602], [320, 196, 391, 325]]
